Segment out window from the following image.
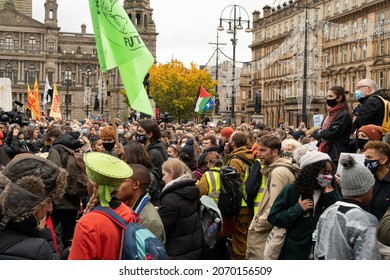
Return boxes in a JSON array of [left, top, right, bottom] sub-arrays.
[[344, 0, 348, 10], [335, 1, 340, 13], [378, 72, 384, 89], [136, 13, 141, 25], [350, 79, 355, 92], [352, 21, 357, 34], [342, 78, 346, 88], [49, 9, 54, 19], [27, 35, 37, 51], [362, 44, 366, 59], [5, 64, 12, 80], [379, 40, 385, 55], [65, 67, 72, 82], [362, 18, 367, 31], [48, 42, 54, 53], [85, 68, 92, 86], [352, 0, 357, 7], [28, 64, 36, 84], [342, 48, 347, 63], [327, 4, 331, 16], [5, 34, 13, 50], [352, 45, 357, 61], [325, 52, 330, 66], [333, 50, 338, 64]]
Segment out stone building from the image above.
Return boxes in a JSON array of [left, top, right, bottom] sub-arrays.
[[250, 0, 390, 128], [0, 0, 157, 121]]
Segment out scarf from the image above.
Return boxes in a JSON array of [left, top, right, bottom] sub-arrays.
[[318, 103, 345, 152]]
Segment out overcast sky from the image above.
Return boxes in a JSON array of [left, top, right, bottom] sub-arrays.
[[32, 0, 280, 67]]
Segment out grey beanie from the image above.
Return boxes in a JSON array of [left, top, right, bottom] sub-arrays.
[[298, 151, 331, 169], [340, 155, 375, 197]]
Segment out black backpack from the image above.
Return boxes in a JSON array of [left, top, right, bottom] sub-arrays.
[[217, 166, 242, 218], [244, 159, 262, 215]]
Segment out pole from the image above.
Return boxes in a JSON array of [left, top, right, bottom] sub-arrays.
[[66, 83, 69, 120], [302, 5, 308, 126], [278, 79, 282, 127], [231, 5, 237, 125], [103, 73, 118, 145]]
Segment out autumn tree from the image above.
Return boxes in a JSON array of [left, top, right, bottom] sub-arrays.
[[148, 60, 217, 122]]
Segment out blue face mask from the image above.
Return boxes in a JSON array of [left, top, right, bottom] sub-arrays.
[[82, 128, 88, 135], [355, 89, 363, 100]]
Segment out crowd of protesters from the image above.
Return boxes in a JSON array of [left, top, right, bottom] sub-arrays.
[[0, 79, 389, 260]]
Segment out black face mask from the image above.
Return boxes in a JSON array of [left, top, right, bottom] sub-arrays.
[[136, 133, 147, 144], [103, 142, 115, 151], [364, 159, 380, 174], [357, 138, 369, 150], [326, 98, 338, 107]]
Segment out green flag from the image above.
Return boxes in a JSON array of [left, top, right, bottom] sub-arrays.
[[89, 0, 154, 115]]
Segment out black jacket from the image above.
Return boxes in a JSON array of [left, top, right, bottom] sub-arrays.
[[147, 140, 168, 178], [368, 171, 390, 221], [353, 92, 384, 132], [318, 109, 353, 164], [159, 176, 202, 260], [0, 217, 59, 260]]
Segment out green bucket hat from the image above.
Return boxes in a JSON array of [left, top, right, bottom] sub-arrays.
[[84, 152, 132, 207]]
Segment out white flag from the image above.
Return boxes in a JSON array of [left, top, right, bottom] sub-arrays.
[[42, 75, 52, 106]]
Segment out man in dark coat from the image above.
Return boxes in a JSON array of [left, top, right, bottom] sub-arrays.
[[353, 79, 384, 133]]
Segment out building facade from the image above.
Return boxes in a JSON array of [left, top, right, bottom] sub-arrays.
[[250, 0, 390, 128], [0, 0, 157, 121]]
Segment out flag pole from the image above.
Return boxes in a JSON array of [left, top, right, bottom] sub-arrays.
[[103, 72, 118, 145]]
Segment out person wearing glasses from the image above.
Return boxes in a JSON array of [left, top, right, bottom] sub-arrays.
[[353, 79, 384, 133]]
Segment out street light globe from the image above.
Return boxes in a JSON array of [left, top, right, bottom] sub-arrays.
[[227, 28, 234, 34], [217, 25, 224, 31], [236, 24, 243, 30], [245, 27, 252, 33]]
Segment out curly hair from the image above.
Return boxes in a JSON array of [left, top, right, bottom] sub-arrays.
[[296, 159, 334, 200]]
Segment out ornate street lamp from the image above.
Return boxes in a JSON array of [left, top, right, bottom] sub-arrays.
[[217, 4, 251, 125]]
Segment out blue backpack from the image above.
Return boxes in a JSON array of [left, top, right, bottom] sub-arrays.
[[93, 205, 168, 260]]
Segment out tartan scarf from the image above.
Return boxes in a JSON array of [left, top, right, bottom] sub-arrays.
[[318, 103, 345, 152]]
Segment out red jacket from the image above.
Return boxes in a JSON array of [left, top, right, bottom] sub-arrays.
[[68, 203, 136, 260]]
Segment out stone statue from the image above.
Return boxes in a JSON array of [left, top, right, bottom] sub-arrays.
[[255, 90, 262, 114]]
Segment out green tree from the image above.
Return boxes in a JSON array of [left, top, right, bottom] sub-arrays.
[[149, 60, 217, 122]]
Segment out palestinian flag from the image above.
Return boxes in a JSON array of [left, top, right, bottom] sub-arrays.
[[194, 86, 211, 114]]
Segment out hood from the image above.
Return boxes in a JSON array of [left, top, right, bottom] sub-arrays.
[[262, 157, 300, 177], [53, 133, 82, 150], [226, 147, 254, 164], [0, 175, 49, 230], [160, 174, 199, 201]]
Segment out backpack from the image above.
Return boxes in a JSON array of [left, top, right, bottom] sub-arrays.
[[218, 165, 243, 218], [244, 159, 262, 214], [198, 195, 223, 249], [374, 95, 390, 135], [93, 205, 168, 260], [52, 144, 88, 197]]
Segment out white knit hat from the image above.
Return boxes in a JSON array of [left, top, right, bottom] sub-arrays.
[[298, 151, 331, 169], [340, 155, 375, 197]]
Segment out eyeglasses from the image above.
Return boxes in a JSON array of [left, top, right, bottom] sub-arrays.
[[356, 85, 369, 90]]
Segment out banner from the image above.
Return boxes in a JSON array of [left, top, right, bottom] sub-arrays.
[[49, 83, 62, 119]]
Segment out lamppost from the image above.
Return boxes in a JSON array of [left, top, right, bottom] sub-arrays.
[[217, 4, 251, 125], [278, 79, 283, 127], [62, 71, 73, 120]]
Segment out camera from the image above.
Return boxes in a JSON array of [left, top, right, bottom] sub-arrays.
[[0, 101, 29, 126]]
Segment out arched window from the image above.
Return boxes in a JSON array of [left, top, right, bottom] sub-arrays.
[[28, 35, 37, 51], [65, 67, 72, 82], [85, 67, 92, 86], [136, 13, 142, 25], [5, 34, 13, 50], [28, 64, 36, 84], [5, 64, 12, 80], [49, 9, 54, 19]]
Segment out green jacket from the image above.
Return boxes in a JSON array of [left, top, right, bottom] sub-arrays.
[[268, 183, 340, 260]]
